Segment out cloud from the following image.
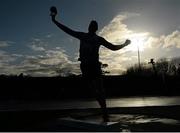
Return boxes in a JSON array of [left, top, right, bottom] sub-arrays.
[[0, 50, 23, 75], [145, 30, 180, 49], [0, 41, 13, 47], [0, 41, 20, 75], [15, 48, 80, 77], [164, 31, 180, 48], [18, 37, 81, 77], [98, 13, 148, 74], [98, 13, 180, 75], [29, 44, 46, 52], [12, 54, 24, 58], [0, 40, 80, 77], [28, 38, 46, 52], [0, 53, 80, 77], [99, 14, 131, 43], [46, 34, 54, 38], [99, 13, 140, 42], [0, 50, 17, 63]]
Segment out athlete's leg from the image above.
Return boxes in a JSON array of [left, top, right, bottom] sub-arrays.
[[81, 63, 109, 122], [92, 78, 109, 122]]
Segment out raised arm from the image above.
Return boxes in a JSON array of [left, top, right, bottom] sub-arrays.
[[50, 7, 82, 39], [101, 38, 131, 51]]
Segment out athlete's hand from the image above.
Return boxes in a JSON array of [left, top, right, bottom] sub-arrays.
[[50, 6, 57, 21], [124, 39, 131, 46]]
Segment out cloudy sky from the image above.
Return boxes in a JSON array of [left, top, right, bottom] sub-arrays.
[[0, 0, 180, 76]]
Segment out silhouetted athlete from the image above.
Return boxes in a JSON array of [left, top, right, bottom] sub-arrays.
[[50, 7, 131, 122]]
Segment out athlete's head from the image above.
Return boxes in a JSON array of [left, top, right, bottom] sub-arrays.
[[88, 20, 98, 33]]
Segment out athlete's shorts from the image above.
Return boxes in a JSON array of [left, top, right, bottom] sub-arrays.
[[80, 62, 102, 79]]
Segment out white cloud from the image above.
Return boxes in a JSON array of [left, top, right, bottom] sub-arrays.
[[99, 13, 140, 42], [30, 44, 46, 52], [145, 30, 180, 50], [0, 37, 80, 77], [164, 31, 180, 48], [46, 34, 54, 38], [0, 41, 13, 47], [16, 48, 81, 77], [12, 54, 24, 57], [99, 14, 131, 43], [0, 50, 23, 75], [0, 50, 17, 63], [0, 44, 80, 77], [13, 37, 80, 77], [98, 13, 149, 74], [28, 38, 46, 52]]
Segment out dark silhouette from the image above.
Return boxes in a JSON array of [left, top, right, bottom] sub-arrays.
[[178, 64, 180, 76], [148, 59, 157, 75], [171, 64, 177, 76], [50, 6, 131, 122]]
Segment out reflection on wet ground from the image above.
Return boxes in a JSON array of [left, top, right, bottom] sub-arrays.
[[111, 114, 180, 132], [1, 96, 180, 131], [1, 96, 180, 111], [108, 96, 180, 107], [72, 114, 180, 132]]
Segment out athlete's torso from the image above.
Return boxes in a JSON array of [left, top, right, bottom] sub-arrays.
[[79, 33, 101, 64]]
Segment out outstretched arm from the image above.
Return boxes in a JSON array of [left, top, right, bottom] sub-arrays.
[[101, 38, 131, 51], [51, 10, 82, 39]]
